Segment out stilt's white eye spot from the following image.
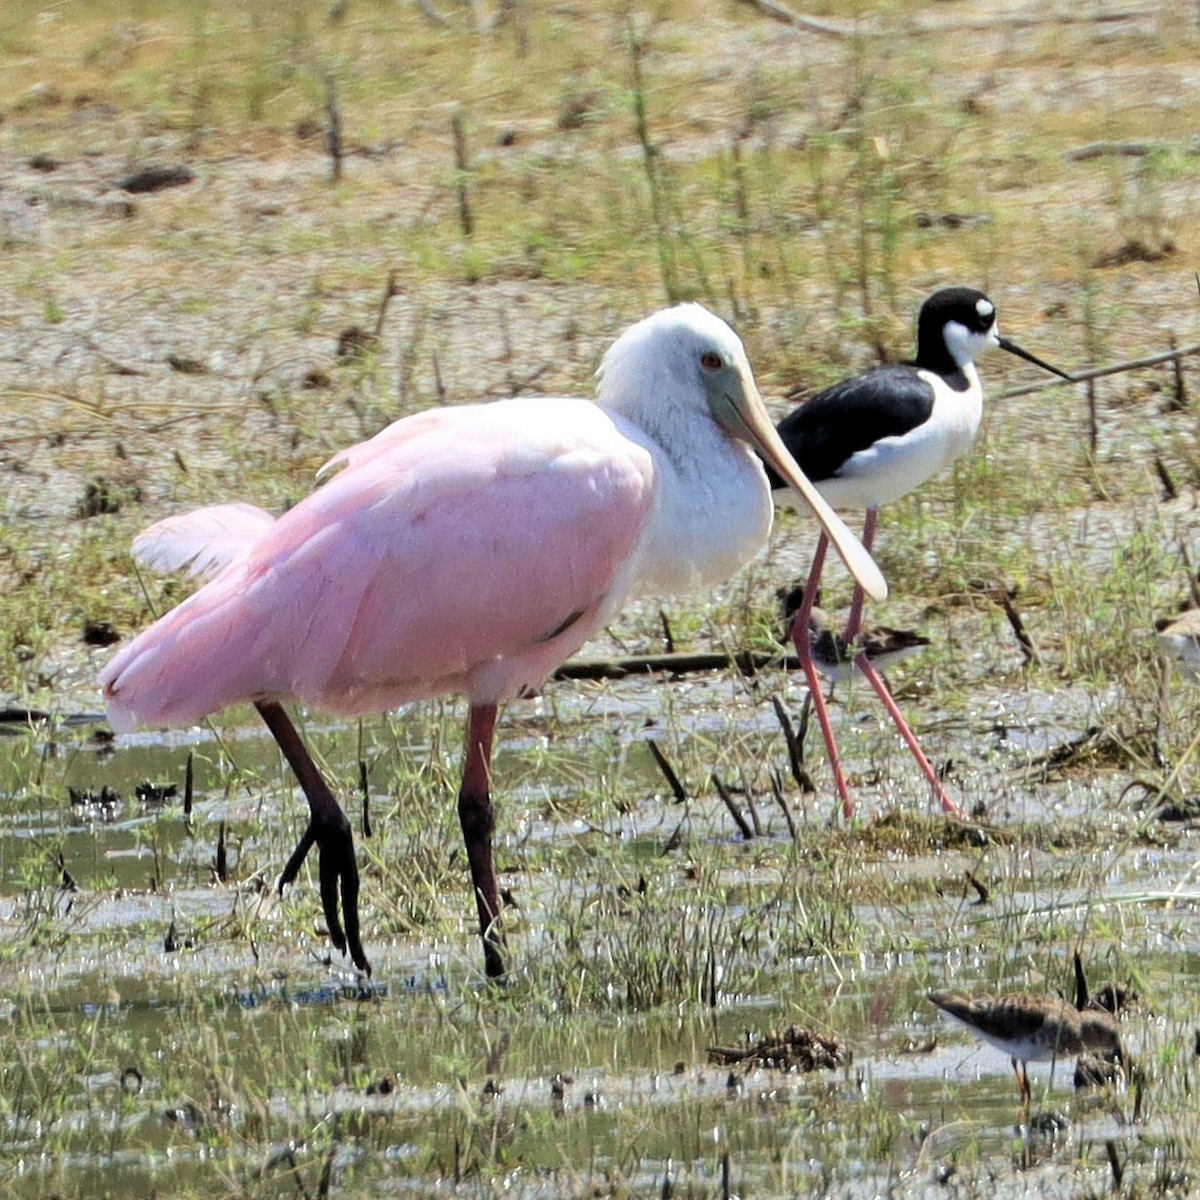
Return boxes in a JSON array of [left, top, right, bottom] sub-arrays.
[[699, 351, 723, 371], [975, 298, 994, 320]]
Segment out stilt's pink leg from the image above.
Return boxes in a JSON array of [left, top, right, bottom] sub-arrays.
[[842, 507, 878, 644], [459, 703, 506, 979], [791, 534, 855, 819], [837, 507, 961, 817], [851, 652, 962, 817]]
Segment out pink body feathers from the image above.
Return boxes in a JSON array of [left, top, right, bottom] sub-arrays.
[[102, 398, 656, 730], [103, 304, 887, 740]]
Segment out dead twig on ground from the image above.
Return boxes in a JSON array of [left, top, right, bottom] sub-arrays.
[[771, 694, 816, 793], [554, 648, 798, 682], [1017, 725, 1144, 783], [647, 740, 688, 803], [735, 0, 1152, 38], [1065, 141, 1161, 161], [969, 581, 1040, 666], [413, 0, 450, 28], [711, 773, 754, 840], [451, 110, 473, 237], [324, 75, 343, 184], [733, 0, 858, 36], [373, 270, 401, 339], [1000, 342, 1200, 400], [769, 767, 798, 838]]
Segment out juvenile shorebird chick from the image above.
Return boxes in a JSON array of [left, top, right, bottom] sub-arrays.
[[802, 604, 931, 686]]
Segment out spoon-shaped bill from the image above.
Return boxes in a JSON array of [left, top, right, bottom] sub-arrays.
[[728, 385, 888, 604]]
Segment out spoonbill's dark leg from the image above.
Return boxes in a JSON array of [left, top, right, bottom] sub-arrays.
[[255, 700, 370, 975], [839, 510, 962, 818], [460, 703, 506, 980], [791, 533, 854, 819]]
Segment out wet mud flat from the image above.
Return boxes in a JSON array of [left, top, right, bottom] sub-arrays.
[[1, 648, 1196, 1197]]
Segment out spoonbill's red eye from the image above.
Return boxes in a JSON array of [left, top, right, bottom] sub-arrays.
[[699, 351, 722, 371]]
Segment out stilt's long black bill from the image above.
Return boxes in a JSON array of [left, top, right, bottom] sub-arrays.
[[998, 336, 1073, 380]]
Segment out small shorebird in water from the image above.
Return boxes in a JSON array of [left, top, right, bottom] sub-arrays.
[[1156, 607, 1200, 679], [800, 602, 931, 686], [928, 990, 1123, 1110]]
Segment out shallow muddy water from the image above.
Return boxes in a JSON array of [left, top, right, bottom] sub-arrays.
[[1, 662, 1196, 1198]]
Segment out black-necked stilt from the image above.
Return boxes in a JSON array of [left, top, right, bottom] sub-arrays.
[[768, 287, 1072, 818], [927, 990, 1124, 1112]]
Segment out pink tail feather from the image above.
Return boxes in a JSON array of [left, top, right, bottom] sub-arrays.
[[132, 502, 276, 581], [104, 503, 284, 730], [100, 562, 284, 731]]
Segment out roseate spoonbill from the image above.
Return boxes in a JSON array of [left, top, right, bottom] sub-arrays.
[[928, 990, 1123, 1111], [766, 288, 1071, 818], [102, 303, 886, 980]]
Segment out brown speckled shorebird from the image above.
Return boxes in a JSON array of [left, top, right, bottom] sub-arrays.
[[1157, 608, 1200, 678], [928, 991, 1123, 1108], [805, 605, 931, 685]]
